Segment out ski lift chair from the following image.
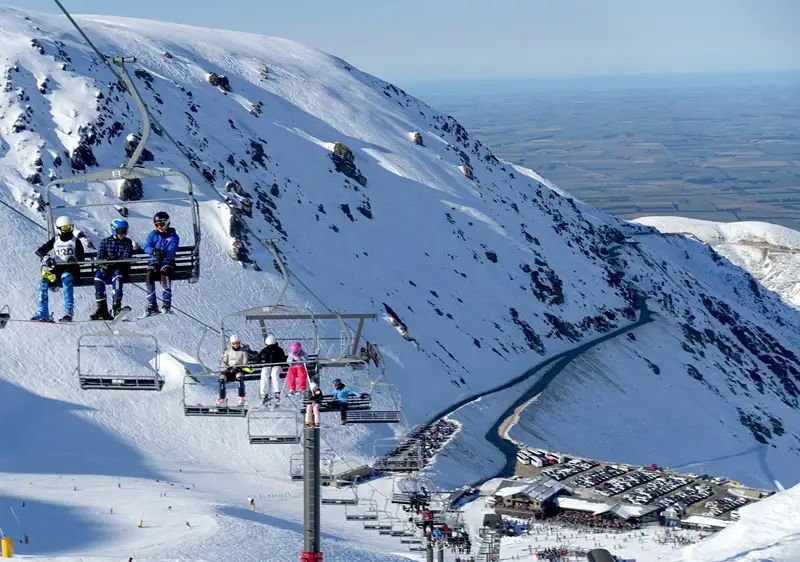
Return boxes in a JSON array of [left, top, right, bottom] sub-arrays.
[[290, 451, 335, 482], [182, 373, 248, 417], [374, 437, 425, 474], [345, 377, 401, 424], [44, 59, 201, 287], [77, 330, 164, 390], [247, 408, 301, 444], [346, 498, 379, 521], [0, 305, 9, 329], [321, 476, 360, 506]]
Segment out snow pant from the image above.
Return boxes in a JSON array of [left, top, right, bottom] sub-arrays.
[[38, 271, 74, 318], [286, 364, 308, 392], [219, 368, 246, 400], [94, 267, 124, 304], [305, 402, 320, 426], [146, 265, 172, 305], [331, 400, 348, 422], [259, 365, 282, 398]]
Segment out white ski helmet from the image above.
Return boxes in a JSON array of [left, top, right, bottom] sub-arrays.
[[309, 381, 318, 391], [55, 215, 74, 232], [265, 334, 277, 346], [230, 334, 241, 345]]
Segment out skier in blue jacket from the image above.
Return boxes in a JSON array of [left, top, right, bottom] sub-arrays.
[[143, 211, 180, 315], [90, 218, 134, 320], [331, 378, 359, 426]]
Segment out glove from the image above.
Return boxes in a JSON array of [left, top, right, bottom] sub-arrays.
[[98, 264, 111, 275], [147, 264, 160, 274], [151, 248, 164, 260], [160, 264, 174, 276], [65, 256, 77, 264], [41, 255, 55, 268]]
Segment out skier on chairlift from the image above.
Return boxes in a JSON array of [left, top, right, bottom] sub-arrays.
[[32, 215, 85, 322], [257, 334, 287, 407], [90, 218, 134, 320], [331, 378, 359, 426], [144, 211, 179, 316], [219, 334, 250, 407], [305, 381, 323, 428], [286, 341, 309, 394]]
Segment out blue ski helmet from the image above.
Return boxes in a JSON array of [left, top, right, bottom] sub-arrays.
[[333, 378, 342, 386], [111, 218, 129, 235]]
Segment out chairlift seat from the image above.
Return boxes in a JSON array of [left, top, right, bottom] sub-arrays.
[[300, 393, 371, 412], [0, 311, 9, 329], [184, 404, 248, 417], [374, 459, 422, 472], [321, 497, 358, 506], [400, 538, 422, 544], [408, 546, 425, 552], [392, 492, 415, 504], [346, 513, 378, 521], [346, 410, 400, 424], [71, 246, 199, 287], [363, 522, 381, 530], [80, 375, 164, 390], [250, 435, 300, 445]]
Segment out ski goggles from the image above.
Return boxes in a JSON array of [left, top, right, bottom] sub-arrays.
[[57, 224, 74, 232], [114, 227, 128, 235], [153, 220, 167, 227]]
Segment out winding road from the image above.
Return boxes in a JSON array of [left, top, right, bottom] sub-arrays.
[[422, 289, 653, 487]]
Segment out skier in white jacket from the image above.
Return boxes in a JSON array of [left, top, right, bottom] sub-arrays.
[[218, 334, 250, 406]]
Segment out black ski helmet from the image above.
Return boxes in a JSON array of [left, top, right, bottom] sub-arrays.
[[153, 211, 170, 228]]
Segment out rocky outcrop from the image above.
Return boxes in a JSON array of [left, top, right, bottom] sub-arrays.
[[331, 142, 367, 186]]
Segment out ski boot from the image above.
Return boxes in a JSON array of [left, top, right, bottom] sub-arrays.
[[216, 397, 227, 408], [161, 301, 173, 314], [60, 315, 73, 323], [90, 304, 113, 321], [112, 299, 131, 320], [237, 396, 247, 407], [145, 302, 159, 316], [30, 313, 53, 322]]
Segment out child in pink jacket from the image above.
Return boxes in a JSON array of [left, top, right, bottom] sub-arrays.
[[286, 341, 309, 393]]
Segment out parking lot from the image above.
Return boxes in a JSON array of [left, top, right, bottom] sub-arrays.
[[514, 447, 766, 520]]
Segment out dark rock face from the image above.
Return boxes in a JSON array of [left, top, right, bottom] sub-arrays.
[[119, 178, 143, 201], [331, 142, 367, 186], [124, 134, 154, 163], [411, 132, 424, 146], [207, 72, 231, 92], [71, 143, 96, 171]]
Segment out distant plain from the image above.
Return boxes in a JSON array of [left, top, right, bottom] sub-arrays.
[[410, 72, 800, 229]]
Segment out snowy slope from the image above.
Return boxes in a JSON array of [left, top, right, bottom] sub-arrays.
[[681, 483, 800, 562], [635, 216, 800, 307], [1, 5, 800, 560]]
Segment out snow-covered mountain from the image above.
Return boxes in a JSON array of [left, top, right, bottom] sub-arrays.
[[1, 5, 800, 560], [635, 216, 800, 308]]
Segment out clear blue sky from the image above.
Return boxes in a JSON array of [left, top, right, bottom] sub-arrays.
[[17, 0, 800, 83]]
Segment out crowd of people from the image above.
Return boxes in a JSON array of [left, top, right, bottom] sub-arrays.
[[549, 511, 642, 533]]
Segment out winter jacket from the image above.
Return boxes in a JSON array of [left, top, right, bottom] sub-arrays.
[[220, 348, 249, 368], [257, 343, 288, 365], [309, 388, 324, 404], [143, 227, 180, 265], [332, 385, 358, 403], [287, 350, 309, 365], [36, 233, 85, 280], [97, 235, 134, 272]]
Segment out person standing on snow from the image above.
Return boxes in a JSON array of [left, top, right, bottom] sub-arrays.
[[257, 334, 287, 407], [32, 215, 85, 322], [143, 211, 179, 316], [331, 378, 359, 426], [304, 381, 323, 428], [90, 218, 134, 320], [286, 341, 309, 394], [219, 334, 250, 406]]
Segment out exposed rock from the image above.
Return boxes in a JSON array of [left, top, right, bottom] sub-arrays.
[[25, 172, 41, 185], [411, 132, 424, 146], [458, 164, 474, 180], [71, 143, 96, 171], [124, 133, 154, 163], [331, 142, 367, 186], [207, 72, 231, 92], [225, 180, 246, 196], [119, 178, 143, 201], [163, 51, 173, 59]]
